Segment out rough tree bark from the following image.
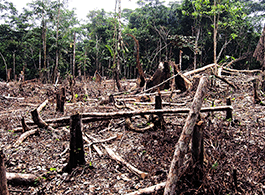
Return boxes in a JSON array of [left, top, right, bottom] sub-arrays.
[[0, 149, 9, 195], [63, 113, 85, 173], [164, 76, 208, 195]]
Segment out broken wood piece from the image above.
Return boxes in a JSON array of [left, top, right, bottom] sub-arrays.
[[164, 76, 208, 195], [0, 150, 9, 195], [37, 99, 48, 113], [126, 182, 166, 195], [6, 172, 38, 185], [15, 129, 39, 145], [86, 134, 148, 179]]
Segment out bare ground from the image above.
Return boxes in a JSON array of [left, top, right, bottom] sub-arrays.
[[0, 73, 264, 194]]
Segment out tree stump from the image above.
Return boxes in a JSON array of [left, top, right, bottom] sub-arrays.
[[226, 97, 233, 120], [63, 113, 85, 173], [56, 87, 66, 113], [155, 91, 164, 129], [0, 149, 9, 195]]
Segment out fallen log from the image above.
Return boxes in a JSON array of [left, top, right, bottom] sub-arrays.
[[6, 172, 38, 185], [164, 76, 208, 195], [82, 106, 232, 119], [24, 106, 232, 127], [126, 182, 166, 195]]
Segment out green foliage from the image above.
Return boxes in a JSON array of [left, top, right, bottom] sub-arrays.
[[0, 0, 262, 81]]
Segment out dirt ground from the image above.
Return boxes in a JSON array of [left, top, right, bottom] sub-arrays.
[[0, 72, 264, 194]]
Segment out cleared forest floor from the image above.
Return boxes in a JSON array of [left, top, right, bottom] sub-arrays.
[[0, 72, 264, 194]]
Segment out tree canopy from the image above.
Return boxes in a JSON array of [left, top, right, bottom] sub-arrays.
[[0, 0, 264, 81]]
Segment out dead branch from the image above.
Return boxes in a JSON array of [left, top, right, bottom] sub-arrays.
[[86, 135, 118, 147], [15, 129, 39, 146], [83, 135, 104, 157], [213, 74, 239, 90], [126, 182, 166, 195], [223, 67, 262, 74], [86, 134, 148, 179], [164, 76, 208, 195], [6, 172, 38, 185], [125, 118, 154, 132]]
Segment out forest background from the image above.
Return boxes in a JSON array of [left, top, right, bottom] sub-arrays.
[[0, 0, 264, 83]]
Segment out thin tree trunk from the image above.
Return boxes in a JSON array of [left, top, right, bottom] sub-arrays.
[[39, 47, 42, 78], [164, 76, 208, 195], [213, 0, 217, 65], [13, 52, 15, 80], [0, 52, 8, 81], [53, 0, 61, 83], [194, 28, 200, 70], [73, 31, 76, 77]]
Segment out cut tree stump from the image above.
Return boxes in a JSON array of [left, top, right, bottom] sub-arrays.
[[155, 90, 164, 129], [56, 87, 66, 113], [63, 113, 85, 173], [226, 97, 233, 120], [0, 149, 9, 195], [164, 76, 208, 195]]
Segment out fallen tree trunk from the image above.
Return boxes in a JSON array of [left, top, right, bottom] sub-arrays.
[[24, 106, 232, 127], [164, 76, 208, 195], [6, 172, 38, 185], [82, 106, 232, 119]]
